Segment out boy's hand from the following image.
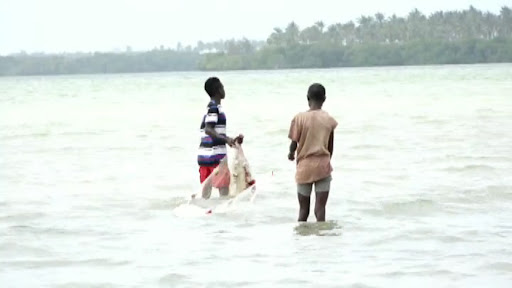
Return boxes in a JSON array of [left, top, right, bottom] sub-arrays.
[[234, 134, 244, 144], [288, 151, 295, 161], [225, 137, 236, 147]]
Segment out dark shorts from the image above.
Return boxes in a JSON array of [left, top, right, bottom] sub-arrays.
[[297, 175, 332, 196]]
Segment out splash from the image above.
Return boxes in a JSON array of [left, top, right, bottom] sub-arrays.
[[173, 143, 257, 217]]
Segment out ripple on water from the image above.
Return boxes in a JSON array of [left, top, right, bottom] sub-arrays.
[[147, 196, 189, 210], [158, 273, 191, 287], [480, 262, 512, 273], [0, 212, 47, 222], [55, 283, 118, 288], [0, 258, 131, 269], [362, 198, 441, 217], [293, 220, 343, 237], [444, 185, 512, 206], [442, 164, 497, 172]]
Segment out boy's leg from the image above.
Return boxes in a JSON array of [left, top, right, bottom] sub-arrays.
[[212, 160, 229, 197], [297, 183, 313, 222], [219, 187, 229, 196], [314, 175, 332, 222], [199, 166, 214, 199]]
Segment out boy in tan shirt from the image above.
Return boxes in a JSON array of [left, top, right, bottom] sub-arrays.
[[288, 83, 338, 222]]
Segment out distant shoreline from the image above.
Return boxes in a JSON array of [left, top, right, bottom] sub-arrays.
[[1, 62, 511, 79], [2, 6, 511, 77]]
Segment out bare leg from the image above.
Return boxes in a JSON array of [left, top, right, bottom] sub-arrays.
[[219, 187, 229, 197], [297, 193, 311, 222], [202, 185, 212, 199], [314, 191, 329, 222]]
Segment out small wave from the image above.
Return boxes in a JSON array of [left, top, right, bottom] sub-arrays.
[[342, 154, 379, 160], [376, 198, 440, 216], [104, 146, 140, 151], [476, 108, 499, 114], [442, 164, 497, 172], [413, 118, 448, 125], [437, 235, 467, 243], [337, 128, 359, 135], [444, 155, 512, 162], [55, 283, 117, 288], [476, 108, 502, 119], [0, 212, 46, 222], [158, 273, 191, 286], [481, 262, 512, 272], [446, 185, 512, 204], [344, 283, 377, 288], [265, 128, 289, 136], [147, 197, 189, 210], [359, 124, 383, 131], [362, 180, 398, 187], [0, 132, 50, 140], [0, 241, 53, 257], [382, 269, 463, 277], [0, 258, 130, 269], [276, 278, 316, 286], [293, 220, 343, 237], [350, 144, 386, 150]]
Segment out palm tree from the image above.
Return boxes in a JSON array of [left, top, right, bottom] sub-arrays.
[[407, 8, 427, 41], [284, 22, 300, 46], [267, 27, 285, 46], [325, 23, 343, 44], [315, 21, 325, 33], [342, 21, 356, 45], [374, 13, 386, 42], [499, 6, 512, 37], [356, 15, 374, 43]]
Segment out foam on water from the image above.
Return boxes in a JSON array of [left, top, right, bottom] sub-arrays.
[[174, 185, 258, 218]]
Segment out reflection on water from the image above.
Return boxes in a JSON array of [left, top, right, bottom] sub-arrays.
[[293, 220, 343, 237]]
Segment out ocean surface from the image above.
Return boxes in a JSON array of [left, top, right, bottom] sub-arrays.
[[1, 64, 511, 288]]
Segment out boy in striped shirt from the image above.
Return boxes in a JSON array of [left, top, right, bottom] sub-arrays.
[[198, 77, 243, 198]]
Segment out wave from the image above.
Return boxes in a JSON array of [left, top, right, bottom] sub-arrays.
[[442, 164, 497, 172], [449, 154, 512, 160], [447, 185, 512, 204], [0, 212, 46, 222], [0, 258, 130, 269], [0, 130, 114, 140], [361, 198, 441, 217], [480, 262, 512, 273], [350, 144, 387, 150]]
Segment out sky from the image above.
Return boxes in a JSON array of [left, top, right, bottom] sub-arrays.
[[0, 0, 509, 55]]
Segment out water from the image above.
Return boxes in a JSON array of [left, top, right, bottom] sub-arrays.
[[1, 64, 511, 287]]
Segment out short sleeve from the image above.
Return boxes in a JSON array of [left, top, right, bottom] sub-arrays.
[[288, 115, 301, 142], [331, 117, 338, 130], [205, 104, 219, 125]]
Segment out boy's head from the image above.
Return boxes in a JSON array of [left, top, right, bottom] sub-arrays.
[[307, 83, 326, 106], [204, 77, 225, 99]]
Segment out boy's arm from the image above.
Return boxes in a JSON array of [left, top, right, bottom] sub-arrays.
[[328, 131, 334, 158], [205, 123, 234, 146], [204, 105, 235, 146], [288, 116, 299, 161], [288, 140, 298, 161], [328, 116, 337, 158]]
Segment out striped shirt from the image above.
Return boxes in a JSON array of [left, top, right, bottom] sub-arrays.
[[197, 100, 227, 166]]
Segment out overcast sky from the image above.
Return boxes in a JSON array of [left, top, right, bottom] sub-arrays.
[[0, 0, 508, 55]]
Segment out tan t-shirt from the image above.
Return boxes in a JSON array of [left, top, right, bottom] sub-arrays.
[[288, 109, 338, 184]]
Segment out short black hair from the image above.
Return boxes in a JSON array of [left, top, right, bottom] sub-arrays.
[[307, 83, 326, 103], [204, 77, 222, 97]]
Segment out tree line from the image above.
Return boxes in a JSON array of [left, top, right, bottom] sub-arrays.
[[1, 6, 511, 76]]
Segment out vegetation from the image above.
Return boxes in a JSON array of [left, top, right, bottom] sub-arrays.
[[1, 6, 511, 76]]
